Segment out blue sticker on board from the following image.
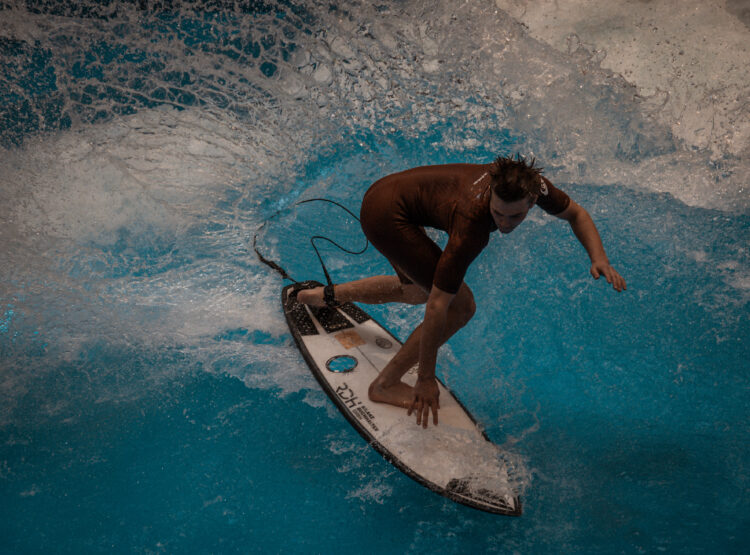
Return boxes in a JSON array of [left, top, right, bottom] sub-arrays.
[[326, 355, 358, 373]]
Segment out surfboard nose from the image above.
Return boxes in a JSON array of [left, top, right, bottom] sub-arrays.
[[446, 476, 522, 516]]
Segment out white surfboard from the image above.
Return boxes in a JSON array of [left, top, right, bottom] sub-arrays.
[[283, 281, 522, 515]]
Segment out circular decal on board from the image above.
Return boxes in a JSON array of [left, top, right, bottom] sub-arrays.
[[325, 355, 358, 373], [375, 337, 393, 349]]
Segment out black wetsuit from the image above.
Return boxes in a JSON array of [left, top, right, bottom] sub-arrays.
[[359, 164, 570, 294]]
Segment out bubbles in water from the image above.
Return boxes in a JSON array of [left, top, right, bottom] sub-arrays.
[[344, 469, 395, 506]]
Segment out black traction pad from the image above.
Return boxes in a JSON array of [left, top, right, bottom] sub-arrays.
[[286, 297, 318, 336], [308, 305, 354, 334], [284, 282, 318, 336], [285, 280, 369, 336], [338, 302, 371, 324]]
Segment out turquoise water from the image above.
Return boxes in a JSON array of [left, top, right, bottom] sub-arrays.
[[1, 2, 749, 553]]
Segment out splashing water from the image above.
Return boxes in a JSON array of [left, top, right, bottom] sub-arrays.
[[1, 1, 748, 553]]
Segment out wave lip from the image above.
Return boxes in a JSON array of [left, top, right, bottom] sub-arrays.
[[495, 0, 750, 159]]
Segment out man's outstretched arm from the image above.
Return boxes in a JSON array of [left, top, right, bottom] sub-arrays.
[[556, 199, 627, 292]]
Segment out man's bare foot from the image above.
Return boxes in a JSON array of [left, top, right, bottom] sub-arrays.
[[296, 286, 325, 307], [368, 379, 414, 409]]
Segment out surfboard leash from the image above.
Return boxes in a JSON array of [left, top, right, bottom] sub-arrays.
[[252, 198, 369, 289], [297, 198, 369, 289], [252, 225, 299, 283]]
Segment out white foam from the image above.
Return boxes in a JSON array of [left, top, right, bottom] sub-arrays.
[[381, 423, 528, 496], [345, 470, 395, 505], [286, 0, 748, 210], [0, 101, 321, 402], [2, 0, 748, 211], [1, 107, 273, 244], [495, 0, 750, 158]]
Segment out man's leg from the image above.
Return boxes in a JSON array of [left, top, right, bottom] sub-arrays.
[[297, 275, 428, 306], [368, 283, 476, 408]]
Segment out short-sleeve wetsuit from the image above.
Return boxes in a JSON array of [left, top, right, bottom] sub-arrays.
[[359, 164, 570, 294]]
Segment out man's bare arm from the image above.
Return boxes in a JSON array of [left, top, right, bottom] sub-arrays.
[[408, 285, 454, 427], [556, 199, 627, 292]]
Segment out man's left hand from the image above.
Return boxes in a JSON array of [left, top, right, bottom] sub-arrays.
[[590, 261, 627, 292]]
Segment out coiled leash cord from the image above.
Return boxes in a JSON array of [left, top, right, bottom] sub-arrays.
[[252, 198, 368, 303]]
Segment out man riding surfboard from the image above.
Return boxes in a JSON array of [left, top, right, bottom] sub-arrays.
[[298, 156, 626, 428]]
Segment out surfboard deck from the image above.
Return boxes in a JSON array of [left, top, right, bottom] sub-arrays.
[[283, 280, 522, 516]]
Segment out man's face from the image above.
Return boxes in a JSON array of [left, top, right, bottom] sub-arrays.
[[489, 193, 535, 234]]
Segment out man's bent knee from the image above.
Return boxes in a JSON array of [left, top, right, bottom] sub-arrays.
[[401, 283, 429, 305], [452, 285, 476, 327]]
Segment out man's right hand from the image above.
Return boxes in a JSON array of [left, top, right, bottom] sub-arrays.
[[408, 375, 440, 428], [296, 286, 326, 307]]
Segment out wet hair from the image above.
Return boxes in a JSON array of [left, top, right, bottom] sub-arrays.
[[488, 154, 544, 202]]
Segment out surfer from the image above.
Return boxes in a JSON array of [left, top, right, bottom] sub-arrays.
[[297, 156, 626, 428]]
